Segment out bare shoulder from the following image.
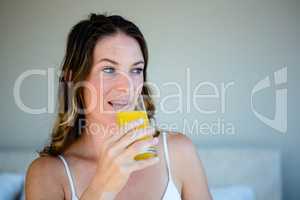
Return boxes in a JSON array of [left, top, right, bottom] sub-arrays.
[[162, 131, 200, 179], [166, 131, 198, 157], [168, 131, 193, 144], [27, 155, 63, 172], [25, 155, 65, 199], [165, 131, 212, 199], [166, 131, 203, 173]]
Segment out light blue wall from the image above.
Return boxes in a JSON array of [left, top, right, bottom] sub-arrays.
[[0, 0, 299, 199]]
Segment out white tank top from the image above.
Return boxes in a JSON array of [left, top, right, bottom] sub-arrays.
[[58, 131, 181, 200]]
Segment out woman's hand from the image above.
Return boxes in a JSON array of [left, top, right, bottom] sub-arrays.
[[81, 119, 159, 200]]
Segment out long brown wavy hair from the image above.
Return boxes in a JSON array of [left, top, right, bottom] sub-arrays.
[[39, 13, 158, 157]]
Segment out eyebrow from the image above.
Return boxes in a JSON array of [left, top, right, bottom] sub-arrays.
[[97, 58, 145, 67]]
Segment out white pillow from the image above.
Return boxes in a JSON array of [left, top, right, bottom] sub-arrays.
[[0, 173, 24, 200], [210, 185, 255, 200]]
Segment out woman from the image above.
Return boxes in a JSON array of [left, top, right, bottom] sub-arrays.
[[25, 13, 212, 200]]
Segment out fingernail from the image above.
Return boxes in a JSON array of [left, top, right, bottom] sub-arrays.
[[153, 157, 160, 162], [152, 137, 159, 144], [148, 127, 155, 134], [137, 118, 144, 124], [131, 132, 137, 140]]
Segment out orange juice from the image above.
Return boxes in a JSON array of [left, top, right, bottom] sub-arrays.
[[116, 111, 157, 161]]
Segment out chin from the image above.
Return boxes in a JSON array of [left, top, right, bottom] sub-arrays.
[[84, 106, 116, 123]]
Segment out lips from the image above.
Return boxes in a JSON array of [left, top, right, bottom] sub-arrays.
[[108, 100, 130, 111]]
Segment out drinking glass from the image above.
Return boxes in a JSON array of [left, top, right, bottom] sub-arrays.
[[116, 94, 158, 161]]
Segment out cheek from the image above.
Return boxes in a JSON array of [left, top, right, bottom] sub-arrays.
[[82, 81, 98, 112], [93, 79, 112, 111], [133, 77, 144, 94], [83, 78, 111, 113]]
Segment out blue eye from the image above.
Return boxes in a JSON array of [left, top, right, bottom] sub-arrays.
[[131, 67, 144, 74], [102, 67, 115, 74]]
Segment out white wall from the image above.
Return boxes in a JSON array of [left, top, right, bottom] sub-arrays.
[[0, 0, 299, 199]]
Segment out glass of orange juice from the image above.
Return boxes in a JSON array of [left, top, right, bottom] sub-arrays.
[[116, 95, 158, 161]]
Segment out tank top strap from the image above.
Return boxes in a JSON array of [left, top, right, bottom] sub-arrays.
[[58, 155, 77, 198], [162, 131, 173, 180]]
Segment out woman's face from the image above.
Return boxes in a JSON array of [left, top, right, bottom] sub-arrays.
[[83, 33, 145, 127]]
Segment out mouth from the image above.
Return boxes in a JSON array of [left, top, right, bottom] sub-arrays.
[[108, 100, 131, 111]]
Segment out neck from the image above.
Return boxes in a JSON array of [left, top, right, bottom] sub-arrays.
[[77, 116, 118, 160]]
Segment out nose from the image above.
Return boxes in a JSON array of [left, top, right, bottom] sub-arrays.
[[114, 71, 134, 96]]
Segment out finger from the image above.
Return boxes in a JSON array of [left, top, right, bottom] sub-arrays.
[[130, 156, 160, 172], [113, 127, 155, 153], [121, 118, 145, 133], [106, 118, 144, 144], [119, 137, 159, 163]]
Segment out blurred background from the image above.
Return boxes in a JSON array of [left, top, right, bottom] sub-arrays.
[[0, 0, 299, 199]]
